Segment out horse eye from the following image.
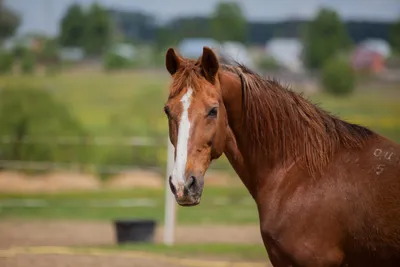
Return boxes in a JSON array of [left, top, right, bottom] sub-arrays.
[[207, 107, 218, 118]]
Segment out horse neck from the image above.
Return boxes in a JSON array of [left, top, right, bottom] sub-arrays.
[[218, 67, 376, 184], [218, 70, 260, 196]]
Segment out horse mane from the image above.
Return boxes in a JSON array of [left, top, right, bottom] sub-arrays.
[[221, 63, 376, 176]]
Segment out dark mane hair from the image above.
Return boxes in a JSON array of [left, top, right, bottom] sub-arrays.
[[221, 63, 376, 176]]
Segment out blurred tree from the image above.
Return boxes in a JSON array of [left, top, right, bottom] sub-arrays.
[[0, 50, 13, 74], [303, 8, 351, 69], [0, 0, 20, 42], [59, 4, 86, 47], [171, 17, 211, 39], [83, 3, 112, 56], [0, 86, 89, 164], [390, 18, 400, 53], [321, 56, 355, 96], [210, 2, 247, 43], [20, 50, 36, 74], [154, 26, 178, 52], [108, 10, 156, 43]]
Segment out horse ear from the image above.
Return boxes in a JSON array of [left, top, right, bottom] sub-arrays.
[[201, 46, 219, 83], [165, 48, 182, 75]]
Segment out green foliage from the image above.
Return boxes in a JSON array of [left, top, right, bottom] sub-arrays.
[[103, 51, 137, 71], [59, 4, 86, 47], [256, 56, 281, 71], [211, 2, 247, 43], [59, 2, 112, 56], [0, 86, 89, 165], [11, 45, 28, 60], [321, 56, 356, 96], [39, 38, 62, 75], [83, 3, 112, 56], [154, 26, 179, 52], [303, 8, 351, 69], [390, 18, 400, 53], [0, 50, 13, 74], [0, 0, 20, 41], [20, 51, 36, 74]]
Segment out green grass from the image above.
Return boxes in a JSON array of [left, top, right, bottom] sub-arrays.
[[90, 243, 268, 261], [0, 187, 258, 224], [308, 89, 400, 142]]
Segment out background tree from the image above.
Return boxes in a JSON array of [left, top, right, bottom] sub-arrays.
[[321, 56, 355, 96], [389, 18, 400, 53], [0, 0, 20, 42], [303, 8, 351, 69], [210, 2, 247, 43], [59, 4, 86, 47], [0, 86, 89, 164], [83, 3, 112, 56]]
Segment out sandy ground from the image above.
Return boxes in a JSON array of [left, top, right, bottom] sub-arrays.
[[0, 251, 270, 267], [0, 220, 268, 267], [0, 220, 264, 248]]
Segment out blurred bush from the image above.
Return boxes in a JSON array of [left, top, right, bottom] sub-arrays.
[[20, 51, 37, 74], [0, 86, 90, 170], [39, 38, 62, 75], [103, 50, 138, 71], [0, 50, 14, 74], [321, 56, 355, 96], [256, 56, 281, 71]]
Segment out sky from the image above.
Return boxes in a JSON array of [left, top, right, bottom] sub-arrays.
[[4, 0, 400, 37]]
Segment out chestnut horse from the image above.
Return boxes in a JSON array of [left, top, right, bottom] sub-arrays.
[[163, 46, 400, 267]]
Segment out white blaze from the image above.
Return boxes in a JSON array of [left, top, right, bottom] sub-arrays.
[[171, 87, 193, 188]]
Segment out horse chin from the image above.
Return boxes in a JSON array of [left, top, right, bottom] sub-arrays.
[[177, 197, 201, 207]]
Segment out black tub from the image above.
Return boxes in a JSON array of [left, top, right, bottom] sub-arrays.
[[114, 219, 156, 244]]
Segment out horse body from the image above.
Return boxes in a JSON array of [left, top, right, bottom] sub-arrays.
[[219, 68, 400, 266], [164, 47, 400, 267]]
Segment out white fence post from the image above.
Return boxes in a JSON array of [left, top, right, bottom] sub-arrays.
[[163, 138, 176, 246]]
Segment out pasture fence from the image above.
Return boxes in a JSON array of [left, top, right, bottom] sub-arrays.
[[0, 135, 178, 245], [0, 135, 165, 174]]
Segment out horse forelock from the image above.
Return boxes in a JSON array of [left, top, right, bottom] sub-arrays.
[[168, 59, 209, 99]]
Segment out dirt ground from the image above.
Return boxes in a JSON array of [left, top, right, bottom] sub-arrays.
[[0, 220, 268, 267]]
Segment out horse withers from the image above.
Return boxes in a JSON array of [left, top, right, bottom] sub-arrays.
[[163, 46, 400, 267]]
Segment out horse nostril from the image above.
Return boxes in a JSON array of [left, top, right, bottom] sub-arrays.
[[169, 176, 176, 195], [186, 176, 197, 190]]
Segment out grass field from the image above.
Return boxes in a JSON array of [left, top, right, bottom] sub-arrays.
[[0, 187, 258, 224]]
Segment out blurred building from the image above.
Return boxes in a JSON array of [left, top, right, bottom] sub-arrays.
[[219, 41, 255, 69], [351, 39, 391, 74], [358, 38, 392, 59], [265, 38, 304, 73], [177, 38, 219, 59]]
